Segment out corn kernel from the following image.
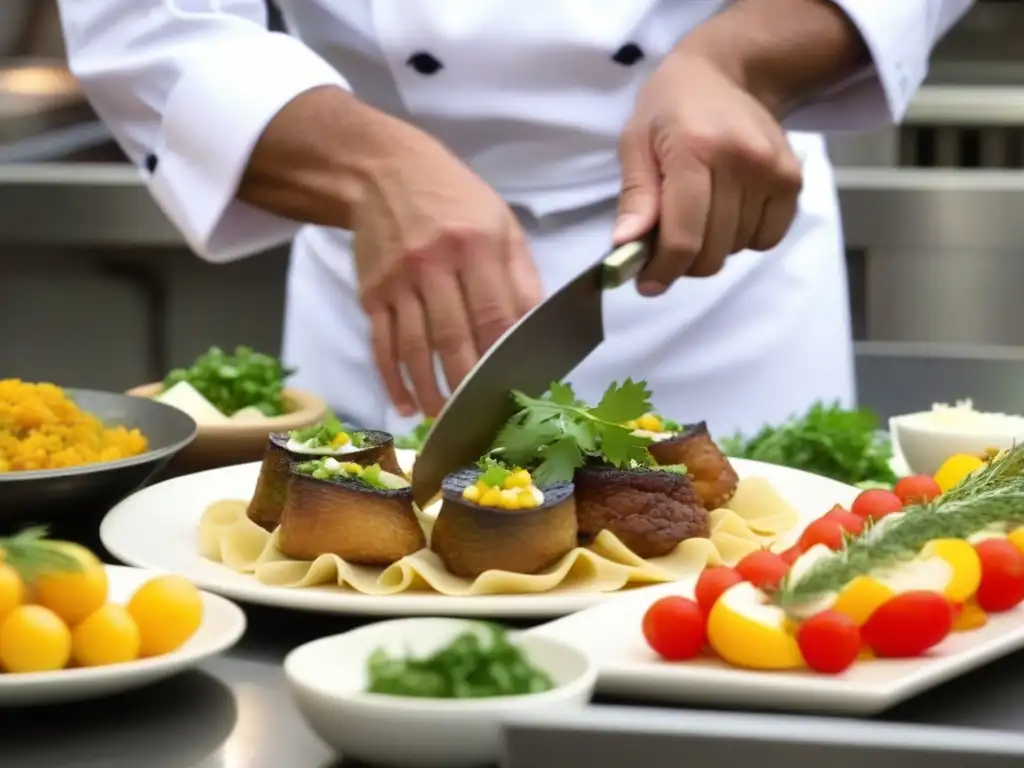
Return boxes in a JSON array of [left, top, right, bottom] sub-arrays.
[[637, 413, 663, 432], [462, 485, 482, 502], [503, 469, 532, 489], [474, 479, 491, 494], [331, 432, 351, 447], [517, 488, 539, 508], [342, 462, 362, 474], [480, 487, 502, 507], [499, 488, 520, 509]]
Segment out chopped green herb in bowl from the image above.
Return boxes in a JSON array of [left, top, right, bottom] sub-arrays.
[[162, 345, 294, 417]]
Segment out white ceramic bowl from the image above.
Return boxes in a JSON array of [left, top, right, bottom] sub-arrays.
[[890, 412, 1024, 477], [284, 618, 596, 767]]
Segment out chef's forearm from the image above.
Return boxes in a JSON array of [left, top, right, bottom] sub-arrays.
[[678, 0, 870, 116], [238, 85, 405, 230]]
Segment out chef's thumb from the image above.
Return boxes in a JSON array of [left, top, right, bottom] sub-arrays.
[[614, 129, 660, 245]]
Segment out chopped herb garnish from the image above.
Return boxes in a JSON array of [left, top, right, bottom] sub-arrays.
[[395, 418, 434, 452], [295, 458, 408, 491], [657, 463, 689, 475], [720, 401, 896, 487], [492, 379, 655, 485], [163, 345, 294, 417], [476, 456, 513, 488], [776, 443, 1024, 608], [366, 623, 554, 699], [289, 415, 364, 449]]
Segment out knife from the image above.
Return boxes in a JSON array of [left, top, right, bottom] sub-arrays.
[[411, 229, 657, 509]]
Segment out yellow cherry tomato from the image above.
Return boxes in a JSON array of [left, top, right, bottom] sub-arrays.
[[832, 576, 895, 626], [933, 454, 985, 494], [953, 602, 989, 633], [0, 605, 71, 673], [706, 582, 804, 671], [71, 604, 142, 668], [920, 538, 982, 603], [127, 576, 203, 657], [0, 563, 25, 622], [32, 542, 108, 627], [1008, 527, 1024, 556]]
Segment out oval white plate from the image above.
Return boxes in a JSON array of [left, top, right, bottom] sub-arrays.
[[100, 451, 857, 618], [0, 565, 246, 706]]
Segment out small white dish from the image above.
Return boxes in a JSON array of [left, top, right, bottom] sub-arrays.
[[890, 408, 1024, 476], [284, 617, 596, 767], [0, 565, 246, 706]]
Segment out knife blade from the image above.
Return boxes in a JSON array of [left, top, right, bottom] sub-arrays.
[[412, 230, 657, 509]]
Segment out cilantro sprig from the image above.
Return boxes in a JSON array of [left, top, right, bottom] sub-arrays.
[[491, 379, 655, 485]]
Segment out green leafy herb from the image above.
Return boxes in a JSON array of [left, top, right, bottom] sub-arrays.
[[657, 463, 689, 475], [295, 458, 408, 491], [289, 415, 364, 449], [720, 401, 896, 487], [476, 456, 513, 488], [776, 444, 1024, 607], [0, 527, 83, 579], [365, 623, 554, 699], [394, 418, 435, 452], [163, 345, 294, 417], [492, 379, 655, 485]]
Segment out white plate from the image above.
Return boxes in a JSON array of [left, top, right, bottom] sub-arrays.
[[100, 454, 857, 618], [0, 565, 246, 706], [528, 579, 1024, 716]]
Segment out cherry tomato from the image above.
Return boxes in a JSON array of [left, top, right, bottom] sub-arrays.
[[735, 551, 790, 590], [823, 508, 865, 537], [642, 596, 706, 661], [795, 610, 861, 674], [861, 591, 953, 658], [779, 546, 803, 566], [893, 475, 942, 506], [798, 517, 846, 552], [973, 539, 1024, 613], [851, 489, 904, 521], [694, 567, 744, 614]]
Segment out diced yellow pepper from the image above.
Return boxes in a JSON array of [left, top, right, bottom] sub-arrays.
[[503, 469, 533, 489], [636, 413, 663, 432], [497, 488, 519, 509], [462, 485, 482, 502], [934, 454, 985, 494], [480, 487, 502, 507], [516, 489, 539, 509], [331, 432, 351, 447], [342, 462, 362, 475]]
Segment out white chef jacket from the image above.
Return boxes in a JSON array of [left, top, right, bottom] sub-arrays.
[[59, 0, 971, 438]]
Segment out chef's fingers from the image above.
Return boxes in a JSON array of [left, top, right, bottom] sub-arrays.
[[639, 155, 711, 295], [504, 217, 544, 317], [615, 124, 661, 245], [752, 153, 803, 251], [394, 288, 447, 418], [689, 168, 740, 278], [369, 305, 417, 417], [457, 256, 519, 355], [733, 184, 766, 254], [418, 265, 478, 400]]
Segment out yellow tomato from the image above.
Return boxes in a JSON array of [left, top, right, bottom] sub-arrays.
[[933, 454, 984, 494], [953, 602, 988, 633], [71, 604, 141, 668], [832, 576, 894, 626], [0, 563, 25, 622], [127, 576, 203, 657], [921, 538, 982, 603], [706, 582, 804, 671], [1008, 527, 1024, 556], [0, 605, 71, 673], [32, 542, 108, 627]]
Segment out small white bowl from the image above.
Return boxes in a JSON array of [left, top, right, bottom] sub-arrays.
[[890, 412, 1024, 477], [284, 618, 596, 767]]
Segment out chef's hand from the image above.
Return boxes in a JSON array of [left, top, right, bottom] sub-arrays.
[[614, 49, 804, 297], [351, 127, 543, 418]]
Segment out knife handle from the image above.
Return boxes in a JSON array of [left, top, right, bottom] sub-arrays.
[[601, 227, 658, 289]]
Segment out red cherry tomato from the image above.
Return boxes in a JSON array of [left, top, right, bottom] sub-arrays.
[[798, 517, 846, 552], [795, 610, 862, 674], [735, 551, 790, 590], [851, 489, 904, 521], [973, 539, 1024, 613], [779, 546, 803, 566], [862, 591, 953, 658], [893, 475, 942, 506], [642, 596, 707, 661], [823, 508, 865, 537], [694, 567, 744, 614]]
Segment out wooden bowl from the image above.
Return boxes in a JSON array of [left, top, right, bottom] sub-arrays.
[[126, 383, 328, 475]]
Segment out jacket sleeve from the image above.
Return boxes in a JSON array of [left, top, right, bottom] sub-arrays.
[[784, 0, 974, 132], [58, 0, 350, 261]]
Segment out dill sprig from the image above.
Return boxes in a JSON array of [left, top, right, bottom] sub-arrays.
[[776, 444, 1024, 608], [0, 526, 82, 579]]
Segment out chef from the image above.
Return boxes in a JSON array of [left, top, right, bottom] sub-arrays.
[[58, 0, 971, 438]]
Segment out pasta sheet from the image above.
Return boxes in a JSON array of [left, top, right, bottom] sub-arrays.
[[197, 477, 799, 596]]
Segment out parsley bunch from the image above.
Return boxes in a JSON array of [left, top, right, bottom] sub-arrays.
[[163, 345, 294, 417], [491, 379, 655, 485]]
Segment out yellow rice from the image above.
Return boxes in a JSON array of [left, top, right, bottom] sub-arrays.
[[0, 380, 148, 473]]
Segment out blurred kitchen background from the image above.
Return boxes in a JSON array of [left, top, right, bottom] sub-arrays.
[[2, 0, 1024, 421]]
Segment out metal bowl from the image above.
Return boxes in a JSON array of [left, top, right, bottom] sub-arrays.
[[0, 389, 197, 530]]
